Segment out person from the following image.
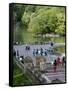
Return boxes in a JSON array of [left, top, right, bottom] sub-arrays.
[[53, 60, 57, 72], [17, 50, 19, 59], [36, 49, 38, 55], [25, 46, 30, 50], [20, 56, 24, 59], [51, 42, 54, 46], [28, 46, 30, 50], [62, 56, 65, 66], [45, 51, 47, 56], [33, 49, 35, 56], [56, 57, 61, 67], [17, 50, 19, 56], [40, 48, 43, 56]]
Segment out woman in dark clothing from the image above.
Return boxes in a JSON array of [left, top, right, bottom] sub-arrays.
[[62, 57, 65, 66], [36, 49, 38, 55], [53, 60, 57, 72]]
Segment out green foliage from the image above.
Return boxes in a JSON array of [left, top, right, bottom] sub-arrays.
[[28, 7, 65, 35], [54, 47, 65, 53], [13, 4, 65, 43], [14, 29, 23, 43], [13, 59, 22, 76], [22, 12, 31, 25], [13, 59, 33, 86], [13, 4, 26, 22], [25, 5, 36, 13], [55, 13, 65, 35]]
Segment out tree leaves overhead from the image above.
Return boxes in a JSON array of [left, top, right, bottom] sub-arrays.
[[13, 4, 65, 36], [28, 7, 65, 35]]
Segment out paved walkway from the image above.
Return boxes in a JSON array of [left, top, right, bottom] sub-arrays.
[[13, 43, 65, 65]]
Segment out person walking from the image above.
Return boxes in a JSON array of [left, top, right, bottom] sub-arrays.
[[53, 60, 57, 72], [13, 49, 16, 56], [62, 56, 65, 67], [36, 49, 38, 55], [17, 50, 19, 59], [33, 49, 35, 56], [56, 57, 61, 67], [40, 48, 43, 56]]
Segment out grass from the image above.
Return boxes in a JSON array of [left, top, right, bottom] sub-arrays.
[[54, 47, 65, 53], [13, 58, 22, 76], [14, 28, 65, 44], [22, 30, 35, 44], [13, 73, 33, 86], [54, 37, 65, 43]]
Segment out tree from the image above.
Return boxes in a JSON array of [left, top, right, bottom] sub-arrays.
[[28, 7, 65, 36], [13, 4, 26, 22], [55, 13, 65, 35]]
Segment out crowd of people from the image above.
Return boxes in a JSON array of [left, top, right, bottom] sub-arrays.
[[13, 45, 65, 73], [53, 56, 65, 72], [33, 48, 47, 56]]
